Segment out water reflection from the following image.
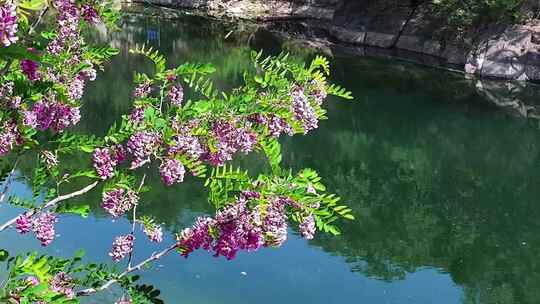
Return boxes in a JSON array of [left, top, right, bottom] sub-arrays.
[[283, 57, 540, 303], [4, 6, 540, 304]]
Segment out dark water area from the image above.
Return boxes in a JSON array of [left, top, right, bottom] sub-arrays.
[[2, 5, 540, 304]]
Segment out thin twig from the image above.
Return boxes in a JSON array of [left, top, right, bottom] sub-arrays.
[[127, 174, 147, 269], [0, 181, 99, 232], [28, 6, 49, 36], [76, 243, 178, 297], [0, 157, 20, 204]]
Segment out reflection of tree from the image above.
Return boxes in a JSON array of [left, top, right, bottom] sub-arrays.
[[13, 8, 540, 303], [79, 11, 259, 136], [277, 58, 540, 302]]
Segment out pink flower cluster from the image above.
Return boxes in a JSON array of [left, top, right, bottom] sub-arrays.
[[49, 272, 74, 299], [101, 188, 139, 218], [15, 212, 58, 246], [127, 131, 160, 169], [81, 4, 100, 24], [23, 96, 81, 133], [0, 121, 21, 156], [47, 0, 80, 55], [168, 122, 204, 160], [0, 81, 13, 98], [299, 214, 316, 240], [178, 193, 311, 260], [168, 84, 184, 106], [159, 158, 185, 186], [133, 81, 152, 99], [309, 79, 328, 105], [0, 3, 18, 46], [115, 297, 132, 304], [68, 75, 85, 100], [203, 121, 258, 166], [249, 113, 293, 138], [128, 106, 146, 125], [291, 86, 318, 134], [21, 59, 40, 81], [143, 223, 163, 243], [0, 81, 21, 109], [109, 234, 134, 262], [259, 197, 289, 247], [92, 145, 126, 180]]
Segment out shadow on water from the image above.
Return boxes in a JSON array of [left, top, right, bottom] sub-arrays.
[[4, 6, 540, 304]]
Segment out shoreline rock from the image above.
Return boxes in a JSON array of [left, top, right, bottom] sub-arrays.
[[129, 0, 540, 82]]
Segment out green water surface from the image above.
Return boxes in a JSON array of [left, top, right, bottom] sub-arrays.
[[2, 7, 540, 304]]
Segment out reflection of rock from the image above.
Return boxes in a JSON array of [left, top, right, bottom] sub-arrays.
[[474, 79, 540, 119], [134, 0, 540, 82], [465, 26, 534, 81], [140, 0, 337, 20]]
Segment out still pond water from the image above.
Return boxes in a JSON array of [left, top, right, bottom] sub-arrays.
[[3, 7, 540, 304]]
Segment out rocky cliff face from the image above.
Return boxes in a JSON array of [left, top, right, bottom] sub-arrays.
[[133, 0, 540, 81]]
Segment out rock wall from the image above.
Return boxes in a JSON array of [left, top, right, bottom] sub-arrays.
[[132, 0, 540, 81]]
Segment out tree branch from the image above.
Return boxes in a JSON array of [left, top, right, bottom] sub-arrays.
[[0, 181, 99, 232], [76, 243, 178, 297]]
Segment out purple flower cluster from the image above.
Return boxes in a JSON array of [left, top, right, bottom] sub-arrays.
[[178, 193, 301, 260], [101, 188, 139, 218], [15, 215, 32, 234], [82, 4, 100, 24], [267, 114, 294, 137], [249, 113, 293, 138], [7, 96, 20, 109], [32, 212, 57, 246], [109, 234, 134, 262], [21, 59, 40, 81], [25, 97, 81, 133], [115, 297, 132, 304], [127, 131, 160, 169], [0, 121, 20, 156], [143, 223, 163, 243], [178, 217, 215, 257], [212, 200, 264, 259], [113, 144, 127, 163], [159, 158, 185, 186], [47, 0, 80, 55], [92, 148, 115, 180], [92, 145, 125, 180], [299, 214, 316, 240], [291, 86, 318, 134], [260, 197, 288, 247], [0, 81, 21, 109], [203, 121, 258, 166], [15, 212, 58, 246], [67, 75, 85, 100], [128, 106, 146, 125], [168, 129, 204, 160], [0, 81, 13, 97], [310, 79, 328, 105], [26, 276, 40, 286], [168, 84, 184, 106], [0, 3, 18, 47], [235, 127, 258, 154], [133, 81, 152, 99], [49, 272, 74, 299], [79, 62, 97, 81]]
